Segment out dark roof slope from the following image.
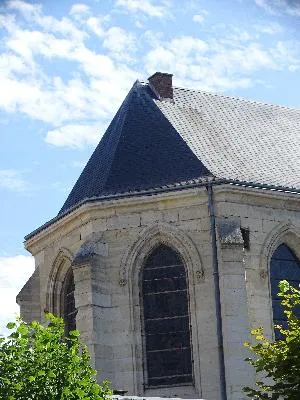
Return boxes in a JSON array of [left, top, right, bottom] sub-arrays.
[[60, 80, 300, 215], [59, 82, 209, 214]]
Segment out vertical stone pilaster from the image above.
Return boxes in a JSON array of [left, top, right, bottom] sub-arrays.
[[72, 241, 110, 375], [220, 246, 253, 399], [72, 260, 97, 366], [217, 218, 254, 400]]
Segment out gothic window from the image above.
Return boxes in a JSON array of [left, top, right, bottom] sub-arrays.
[[270, 244, 300, 339], [62, 269, 76, 333], [141, 244, 193, 387]]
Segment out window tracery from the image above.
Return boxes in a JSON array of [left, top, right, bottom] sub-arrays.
[[141, 244, 193, 387]]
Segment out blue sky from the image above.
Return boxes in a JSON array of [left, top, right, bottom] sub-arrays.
[[0, 0, 300, 334]]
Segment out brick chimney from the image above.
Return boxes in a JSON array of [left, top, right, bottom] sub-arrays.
[[148, 72, 173, 100]]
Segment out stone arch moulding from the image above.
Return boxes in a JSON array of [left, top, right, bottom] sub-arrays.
[[46, 247, 73, 317], [119, 223, 204, 395], [119, 223, 204, 287], [260, 222, 300, 274], [258, 222, 300, 338]]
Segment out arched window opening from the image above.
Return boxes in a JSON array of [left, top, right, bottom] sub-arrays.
[[62, 269, 76, 333], [141, 244, 193, 387], [270, 244, 300, 339]]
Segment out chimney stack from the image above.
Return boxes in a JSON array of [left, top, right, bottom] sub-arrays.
[[148, 72, 173, 100]]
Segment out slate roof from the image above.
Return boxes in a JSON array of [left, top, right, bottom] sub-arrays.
[[59, 80, 300, 215], [157, 88, 300, 190]]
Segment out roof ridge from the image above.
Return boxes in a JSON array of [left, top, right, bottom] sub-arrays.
[[140, 80, 299, 112], [101, 82, 141, 190], [174, 86, 300, 111]]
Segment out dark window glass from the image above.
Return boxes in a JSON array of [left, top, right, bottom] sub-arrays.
[[63, 269, 76, 333], [270, 244, 300, 339], [141, 245, 193, 387]]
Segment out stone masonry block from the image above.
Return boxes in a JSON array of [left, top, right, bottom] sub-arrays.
[[140, 210, 162, 225], [179, 218, 210, 232], [162, 209, 179, 222], [107, 214, 141, 230], [92, 217, 107, 232], [262, 218, 277, 233], [241, 216, 262, 232], [178, 205, 208, 221]]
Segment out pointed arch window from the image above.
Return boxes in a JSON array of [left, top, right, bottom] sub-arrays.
[[270, 244, 300, 339], [141, 244, 193, 387], [62, 268, 76, 333]]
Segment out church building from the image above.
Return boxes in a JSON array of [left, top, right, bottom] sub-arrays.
[[18, 72, 300, 400]]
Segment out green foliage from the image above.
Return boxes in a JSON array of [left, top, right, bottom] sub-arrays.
[[0, 313, 112, 400], [244, 280, 300, 400]]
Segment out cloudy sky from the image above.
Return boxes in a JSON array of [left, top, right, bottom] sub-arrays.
[[0, 0, 300, 335]]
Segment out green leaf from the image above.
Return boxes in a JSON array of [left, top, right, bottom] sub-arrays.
[[48, 370, 55, 378], [69, 329, 80, 337], [279, 280, 289, 293], [17, 324, 28, 336], [6, 322, 16, 330]]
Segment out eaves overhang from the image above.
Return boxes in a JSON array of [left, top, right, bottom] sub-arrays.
[[24, 177, 300, 243]]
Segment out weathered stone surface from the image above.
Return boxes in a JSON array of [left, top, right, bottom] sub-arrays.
[[18, 186, 300, 400]]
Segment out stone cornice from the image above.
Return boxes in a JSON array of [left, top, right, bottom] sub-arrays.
[[24, 186, 207, 254], [24, 182, 300, 255]]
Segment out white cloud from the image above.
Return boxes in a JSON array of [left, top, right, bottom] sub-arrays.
[[0, 255, 35, 336], [0, 52, 29, 76], [1, 0, 299, 148], [254, 0, 279, 14], [286, 6, 300, 17], [253, 22, 283, 35], [229, 30, 252, 42], [224, 42, 276, 71], [171, 36, 208, 54], [0, 48, 136, 130], [0, 170, 30, 192], [144, 33, 299, 92], [116, 0, 168, 18], [8, 0, 86, 40], [271, 40, 300, 67], [193, 9, 209, 24], [103, 27, 136, 60], [7, 0, 42, 19], [86, 16, 105, 37], [254, 0, 300, 17], [0, 73, 86, 125], [7, 29, 66, 63], [193, 14, 204, 23], [69, 3, 90, 16], [45, 124, 102, 148], [0, 4, 138, 134]]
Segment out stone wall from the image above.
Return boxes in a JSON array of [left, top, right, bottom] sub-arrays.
[[19, 184, 300, 400]]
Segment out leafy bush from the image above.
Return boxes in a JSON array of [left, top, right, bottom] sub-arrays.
[[0, 313, 112, 400], [244, 280, 300, 400]]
